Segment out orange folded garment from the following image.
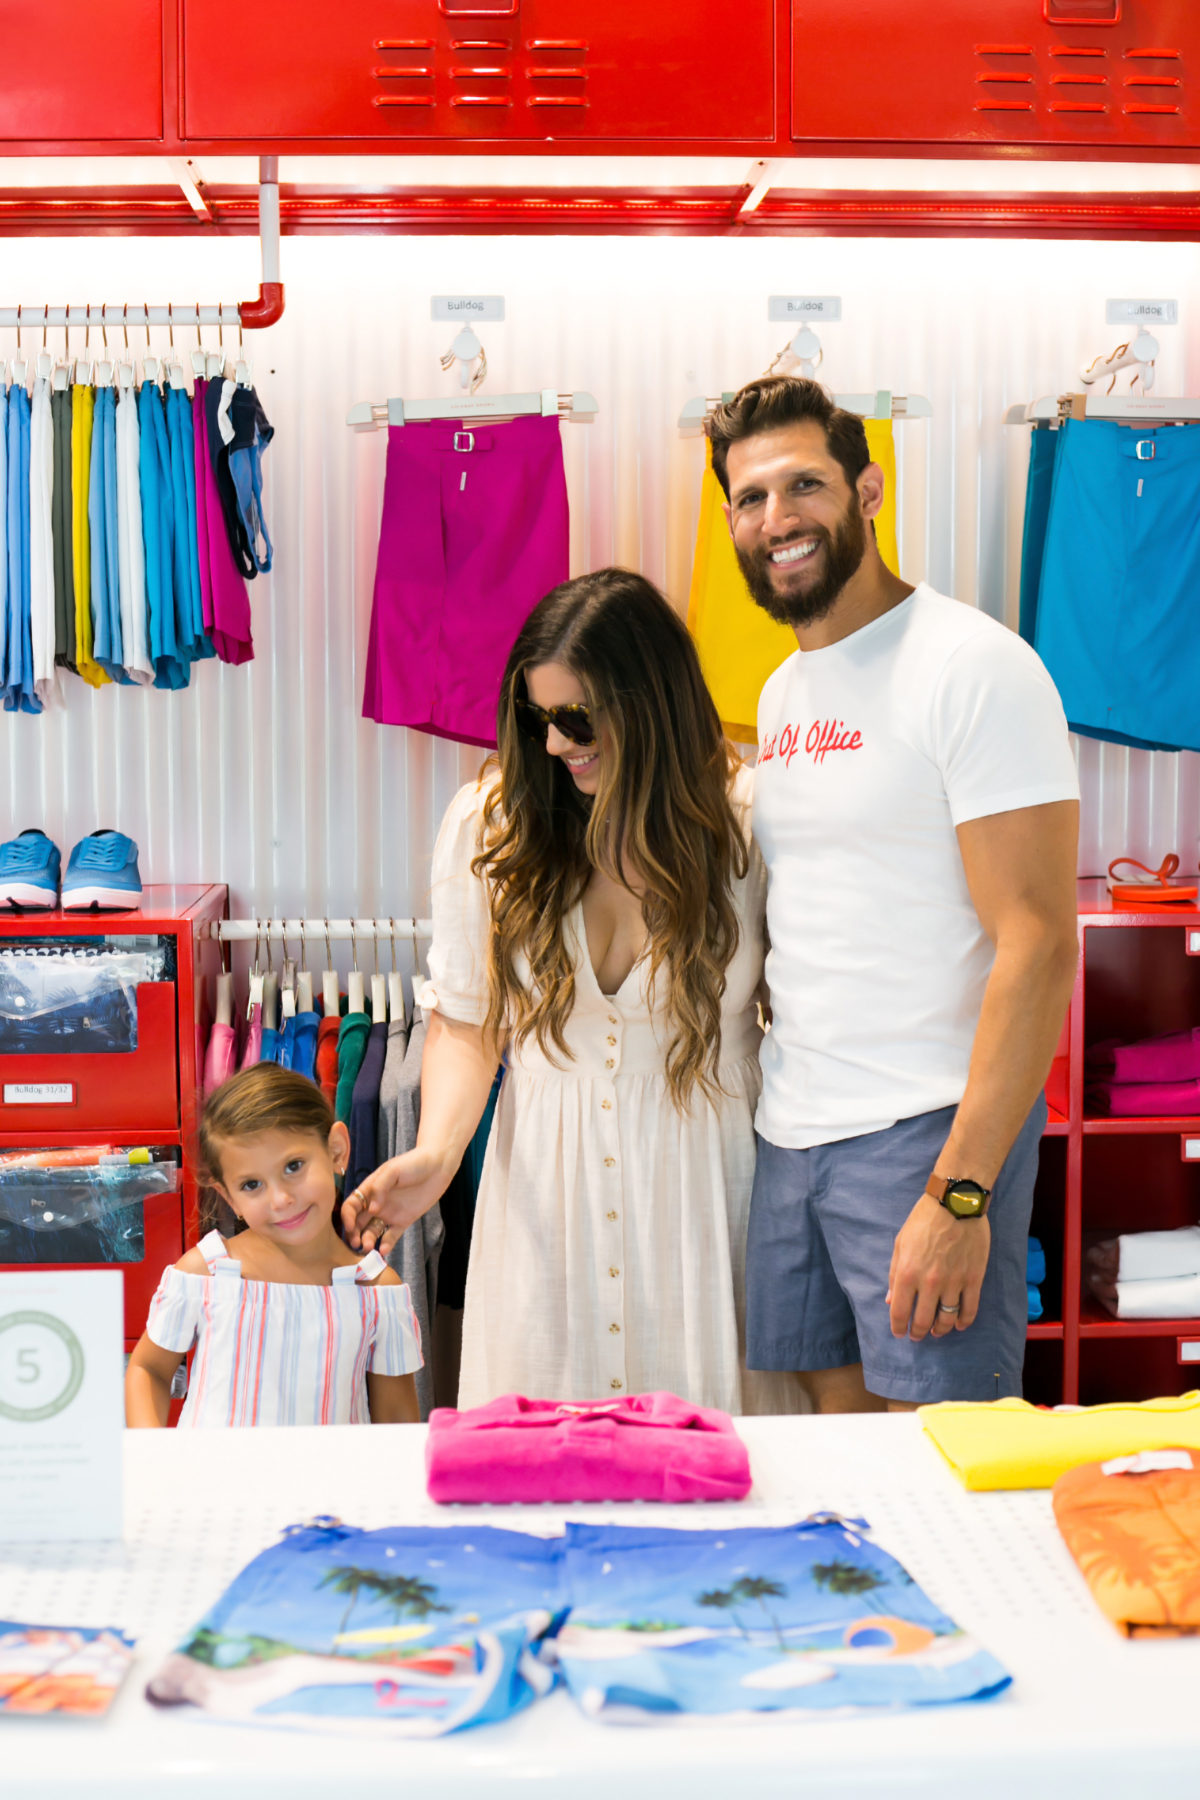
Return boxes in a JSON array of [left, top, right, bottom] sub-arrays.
[[1052, 1450, 1200, 1638]]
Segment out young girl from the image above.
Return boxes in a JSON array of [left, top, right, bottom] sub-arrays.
[[125, 1064, 422, 1428]]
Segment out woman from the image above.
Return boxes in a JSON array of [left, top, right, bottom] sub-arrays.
[[345, 567, 798, 1413]]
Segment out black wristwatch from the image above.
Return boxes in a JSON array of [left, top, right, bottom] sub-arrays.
[[925, 1176, 991, 1220]]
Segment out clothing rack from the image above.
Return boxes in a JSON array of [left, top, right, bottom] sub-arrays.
[[214, 918, 432, 944], [677, 389, 933, 434], [1004, 393, 1200, 426], [346, 389, 599, 429], [0, 158, 284, 332]]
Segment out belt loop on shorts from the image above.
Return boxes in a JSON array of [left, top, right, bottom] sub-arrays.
[[453, 430, 475, 453], [1135, 438, 1156, 461]]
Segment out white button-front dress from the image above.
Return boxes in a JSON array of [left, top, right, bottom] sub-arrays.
[[424, 766, 803, 1415]]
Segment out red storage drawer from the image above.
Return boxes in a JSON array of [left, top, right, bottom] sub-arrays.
[[791, 0, 1200, 150], [181, 0, 774, 140], [0, 983, 179, 1135], [0, 0, 163, 140], [0, 1155, 183, 1340], [62, 1188, 182, 1341]]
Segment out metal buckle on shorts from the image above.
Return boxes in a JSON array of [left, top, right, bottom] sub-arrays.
[[453, 430, 475, 453], [1135, 438, 1156, 461]]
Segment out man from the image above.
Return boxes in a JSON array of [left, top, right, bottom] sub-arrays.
[[706, 377, 1079, 1412]]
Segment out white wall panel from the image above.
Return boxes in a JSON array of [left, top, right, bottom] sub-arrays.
[[1, 230, 1198, 939]]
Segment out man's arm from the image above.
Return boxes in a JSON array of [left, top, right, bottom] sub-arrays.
[[888, 798, 1079, 1343]]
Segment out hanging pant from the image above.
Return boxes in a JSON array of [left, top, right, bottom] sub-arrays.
[[1035, 418, 1200, 752], [363, 415, 569, 748]]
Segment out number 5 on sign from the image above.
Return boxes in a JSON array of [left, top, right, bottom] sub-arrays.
[[0, 1271, 123, 1542]]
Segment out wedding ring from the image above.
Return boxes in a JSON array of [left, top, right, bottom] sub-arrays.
[[936, 1301, 961, 1315]]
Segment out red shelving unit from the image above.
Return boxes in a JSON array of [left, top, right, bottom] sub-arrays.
[[0, 885, 228, 1353], [1028, 879, 1200, 1404]]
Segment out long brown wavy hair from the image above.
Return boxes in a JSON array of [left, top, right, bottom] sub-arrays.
[[475, 567, 748, 1109]]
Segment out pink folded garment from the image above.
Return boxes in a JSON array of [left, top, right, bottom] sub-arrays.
[[1086, 1028, 1200, 1086], [425, 1391, 752, 1504], [1086, 1077, 1200, 1118]]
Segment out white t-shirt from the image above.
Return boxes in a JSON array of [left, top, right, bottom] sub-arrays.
[[752, 583, 1079, 1150]]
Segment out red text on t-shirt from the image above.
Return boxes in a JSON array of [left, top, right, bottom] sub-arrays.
[[760, 719, 864, 769]]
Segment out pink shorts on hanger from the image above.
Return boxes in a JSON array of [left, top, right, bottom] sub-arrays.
[[363, 415, 569, 748]]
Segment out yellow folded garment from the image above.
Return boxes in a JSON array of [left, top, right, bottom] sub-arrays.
[[686, 422, 899, 743], [919, 1392, 1200, 1491]]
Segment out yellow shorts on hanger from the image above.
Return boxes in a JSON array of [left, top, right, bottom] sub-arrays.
[[71, 384, 108, 690], [686, 420, 898, 743]]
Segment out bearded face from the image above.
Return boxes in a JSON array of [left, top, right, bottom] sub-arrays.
[[734, 486, 870, 629]]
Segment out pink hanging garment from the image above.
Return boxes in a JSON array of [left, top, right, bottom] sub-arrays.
[[202, 1021, 238, 1098], [194, 377, 252, 664], [1085, 1028, 1200, 1086], [239, 1000, 263, 1070], [363, 414, 569, 748], [425, 1391, 752, 1505], [192, 377, 216, 639]]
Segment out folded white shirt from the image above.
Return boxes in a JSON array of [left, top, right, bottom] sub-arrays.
[[1115, 1269, 1200, 1320], [1118, 1224, 1200, 1284]]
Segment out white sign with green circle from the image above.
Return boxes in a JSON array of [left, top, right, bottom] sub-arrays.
[[0, 1310, 86, 1421], [0, 1271, 123, 1542]]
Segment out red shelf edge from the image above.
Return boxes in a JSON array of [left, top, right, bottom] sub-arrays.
[[1079, 1301, 1200, 1340], [1083, 1115, 1200, 1134]]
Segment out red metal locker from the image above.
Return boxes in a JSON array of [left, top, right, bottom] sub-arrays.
[[181, 0, 774, 141], [791, 0, 1200, 150], [0, 0, 163, 141]]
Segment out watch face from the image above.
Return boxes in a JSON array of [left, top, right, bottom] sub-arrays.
[[944, 1181, 987, 1219]]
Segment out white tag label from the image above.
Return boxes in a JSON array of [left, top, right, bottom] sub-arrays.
[[0, 1271, 124, 1540], [1180, 1341, 1200, 1364], [769, 295, 842, 322], [431, 295, 505, 322], [1188, 931, 1200, 955], [1183, 1139, 1200, 1161], [4, 1082, 74, 1106], [1101, 1449, 1194, 1477], [1106, 298, 1178, 325]]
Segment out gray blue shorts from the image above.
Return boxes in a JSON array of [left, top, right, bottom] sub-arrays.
[[745, 1099, 1045, 1404]]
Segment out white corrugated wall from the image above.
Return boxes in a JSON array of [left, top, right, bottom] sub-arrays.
[[2, 229, 1198, 931]]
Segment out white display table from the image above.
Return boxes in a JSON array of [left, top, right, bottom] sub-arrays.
[[3, 1414, 1199, 1797]]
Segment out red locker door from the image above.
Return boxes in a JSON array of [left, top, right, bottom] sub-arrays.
[[0, 0, 162, 140], [181, 0, 773, 140], [792, 0, 1200, 150]]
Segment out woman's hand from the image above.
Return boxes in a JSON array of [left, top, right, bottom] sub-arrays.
[[342, 1146, 456, 1257]]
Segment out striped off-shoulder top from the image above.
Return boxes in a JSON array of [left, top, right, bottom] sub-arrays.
[[145, 1230, 422, 1428]]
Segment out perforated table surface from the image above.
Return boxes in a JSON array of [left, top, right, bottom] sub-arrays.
[[3, 1415, 1199, 1798]]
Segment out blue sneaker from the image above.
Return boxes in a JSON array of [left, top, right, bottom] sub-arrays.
[[61, 830, 143, 911], [0, 829, 61, 910]]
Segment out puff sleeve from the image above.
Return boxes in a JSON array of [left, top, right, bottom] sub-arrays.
[[144, 1266, 203, 1355], [421, 778, 498, 1028], [368, 1280, 425, 1375]]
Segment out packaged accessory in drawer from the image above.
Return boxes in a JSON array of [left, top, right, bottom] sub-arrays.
[[0, 1150, 183, 1340], [0, 1151, 180, 1265], [0, 938, 180, 1131], [0, 939, 171, 1054]]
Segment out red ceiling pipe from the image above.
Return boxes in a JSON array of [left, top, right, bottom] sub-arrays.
[[238, 156, 285, 329]]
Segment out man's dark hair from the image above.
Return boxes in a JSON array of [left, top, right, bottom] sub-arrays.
[[704, 376, 872, 502]]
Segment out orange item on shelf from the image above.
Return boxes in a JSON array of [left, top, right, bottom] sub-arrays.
[[1106, 855, 1197, 906], [0, 1145, 116, 1170], [1053, 1452, 1200, 1638]]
